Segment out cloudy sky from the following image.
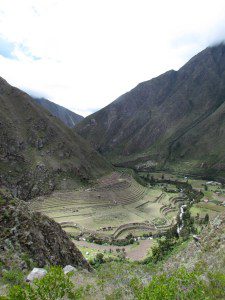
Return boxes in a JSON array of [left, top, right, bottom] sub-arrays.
[[0, 0, 225, 116]]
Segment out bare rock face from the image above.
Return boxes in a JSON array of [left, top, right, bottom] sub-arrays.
[[0, 190, 91, 272]]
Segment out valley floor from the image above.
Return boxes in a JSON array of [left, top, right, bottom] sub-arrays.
[[30, 171, 182, 259], [1, 170, 225, 299], [76, 238, 153, 261], [29, 170, 225, 263]]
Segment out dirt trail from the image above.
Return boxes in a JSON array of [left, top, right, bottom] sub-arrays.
[[75, 239, 153, 261]]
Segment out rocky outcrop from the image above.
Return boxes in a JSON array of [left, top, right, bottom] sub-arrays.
[[0, 189, 91, 271]]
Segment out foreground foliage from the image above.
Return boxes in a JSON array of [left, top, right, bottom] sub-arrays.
[[0, 267, 83, 300], [1, 264, 225, 300], [131, 268, 225, 300]]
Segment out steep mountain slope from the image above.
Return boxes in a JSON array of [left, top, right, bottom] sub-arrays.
[[0, 77, 112, 199], [33, 97, 84, 128], [0, 188, 91, 271], [75, 44, 225, 175], [162, 214, 225, 274]]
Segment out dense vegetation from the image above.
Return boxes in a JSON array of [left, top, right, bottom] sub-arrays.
[[132, 267, 225, 300], [1, 264, 225, 300]]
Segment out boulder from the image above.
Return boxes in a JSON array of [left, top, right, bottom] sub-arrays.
[[63, 265, 76, 275], [192, 235, 201, 242], [26, 268, 47, 282]]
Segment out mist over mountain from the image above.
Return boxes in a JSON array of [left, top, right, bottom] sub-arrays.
[[75, 44, 225, 176], [33, 97, 84, 128]]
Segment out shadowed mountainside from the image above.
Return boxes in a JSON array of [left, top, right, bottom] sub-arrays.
[[0, 78, 112, 199], [33, 97, 84, 128], [75, 44, 225, 175]]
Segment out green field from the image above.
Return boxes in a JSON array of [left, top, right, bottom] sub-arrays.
[[191, 201, 225, 218], [30, 172, 184, 239], [29, 171, 225, 261]]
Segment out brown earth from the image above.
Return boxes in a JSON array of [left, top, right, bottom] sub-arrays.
[[76, 239, 153, 261]]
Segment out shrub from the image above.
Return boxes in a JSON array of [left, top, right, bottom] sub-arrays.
[[204, 213, 209, 224], [21, 253, 35, 269], [117, 251, 126, 261], [96, 253, 104, 264], [149, 238, 177, 263], [206, 272, 225, 299], [2, 210, 9, 221], [2, 269, 24, 286], [0, 196, 6, 206], [90, 253, 105, 268], [135, 268, 201, 299], [6, 266, 80, 300], [131, 267, 225, 300], [142, 232, 152, 238]]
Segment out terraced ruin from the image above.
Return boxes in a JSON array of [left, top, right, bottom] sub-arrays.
[[30, 172, 185, 240]]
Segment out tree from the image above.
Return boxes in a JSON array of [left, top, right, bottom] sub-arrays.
[[95, 253, 104, 264], [126, 233, 133, 240], [204, 213, 209, 224], [166, 225, 179, 239], [150, 176, 155, 185]]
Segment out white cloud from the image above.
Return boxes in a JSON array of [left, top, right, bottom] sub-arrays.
[[0, 0, 225, 116]]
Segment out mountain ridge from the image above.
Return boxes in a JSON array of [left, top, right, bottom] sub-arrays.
[[0, 77, 112, 199], [75, 44, 225, 175], [33, 97, 84, 128]]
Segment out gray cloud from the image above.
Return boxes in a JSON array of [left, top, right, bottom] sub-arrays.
[[1, 0, 225, 116]]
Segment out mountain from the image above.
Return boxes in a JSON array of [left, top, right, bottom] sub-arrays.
[[0, 188, 91, 271], [0, 77, 112, 199], [75, 44, 225, 176], [33, 97, 84, 128]]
